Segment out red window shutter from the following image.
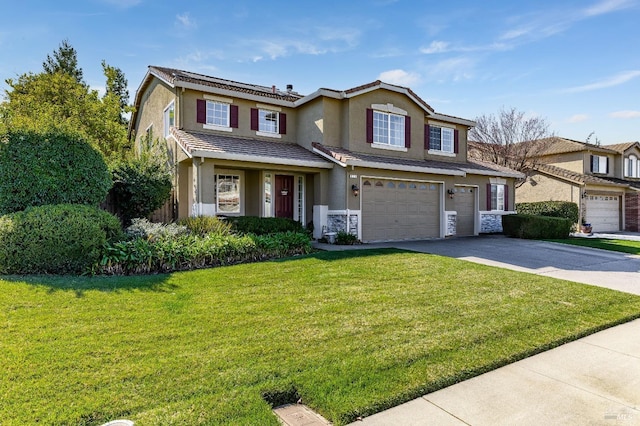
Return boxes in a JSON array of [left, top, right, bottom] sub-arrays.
[[366, 108, 373, 144], [454, 129, 459, 153], [197, 99, 206, 124], [404, 116, 411, 148], [279, 112, 287, 134], [504, 184, 509, 211], [230, 105, 239, 128], [424, 124, 430, 149], [251, 108, 258, 131], [486, 183, 492, 210]]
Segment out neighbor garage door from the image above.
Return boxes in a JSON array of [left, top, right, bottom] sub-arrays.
[[587, 194, 620, 232], [361, 179, 440, 242]]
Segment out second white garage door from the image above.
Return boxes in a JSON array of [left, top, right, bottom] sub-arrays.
[[361, 179, 441, 242], [587, 195, 620, 232]]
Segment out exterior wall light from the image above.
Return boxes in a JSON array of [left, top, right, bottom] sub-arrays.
[[447, 188, 455, 199], [582, 191, 588, 199], [352, 184, 360, 197]]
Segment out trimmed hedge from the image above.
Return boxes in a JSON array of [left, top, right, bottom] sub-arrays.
[[0, 130, 111, 214], [502, 214, 572, 239], [0, 204, 123, 274], [516, 201, 579, 224], [225, 216, 304, 235]]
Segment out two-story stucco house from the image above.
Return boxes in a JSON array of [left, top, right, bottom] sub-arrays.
[[130, 66, 523, 242], [517, 137, 640, 232]]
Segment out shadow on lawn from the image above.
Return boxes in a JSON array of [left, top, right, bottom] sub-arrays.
[[0, 273, 176, 297], [272, 247, 409, 263]]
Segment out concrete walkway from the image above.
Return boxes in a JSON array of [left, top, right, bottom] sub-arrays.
[[312, 235, 640, 425]]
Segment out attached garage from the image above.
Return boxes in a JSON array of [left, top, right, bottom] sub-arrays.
[[361, 178, 441, 242], [586, 195, 620, 232]]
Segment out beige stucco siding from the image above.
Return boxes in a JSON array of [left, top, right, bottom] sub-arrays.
[[517, 173, 581, 204], [296, 96, 324, 150], [541, 152, 584, 174], [132, 79, 176, 146], [179, 89, 298, 143]]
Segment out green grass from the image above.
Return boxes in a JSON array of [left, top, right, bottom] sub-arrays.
[[2, 249, 640, 425], [548, 237, 640, 255]]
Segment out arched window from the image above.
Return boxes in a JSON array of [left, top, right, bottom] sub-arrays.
[[626, 155, 638, 178]]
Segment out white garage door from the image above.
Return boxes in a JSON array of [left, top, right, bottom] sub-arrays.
[[587, 195, 620, 232], [361, 179, 440, 242]]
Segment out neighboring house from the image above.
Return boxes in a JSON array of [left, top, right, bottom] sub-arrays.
[[516, 137, 640, 232], [129, 66, 523, 242]]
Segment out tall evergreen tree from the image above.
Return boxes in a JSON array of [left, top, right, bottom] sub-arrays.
[[42, 39, 84, 84], [102, 60, 130, 125]]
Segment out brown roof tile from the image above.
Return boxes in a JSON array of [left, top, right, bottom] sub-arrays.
[[539, 137, 619, 155], [603, 142, 640, 153], [312, 143, 521, 177], [150, 66, 304, 102], [172, 129, 332, 168], [535, 163, 627, 187]]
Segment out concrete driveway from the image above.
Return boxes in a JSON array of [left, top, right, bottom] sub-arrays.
[[390, 235, 640, 295]]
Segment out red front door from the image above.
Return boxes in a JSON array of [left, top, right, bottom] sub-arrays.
[[275, 175, 294, 219]]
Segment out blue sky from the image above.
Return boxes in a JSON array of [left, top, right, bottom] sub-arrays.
[[2, 0, 639, 143]]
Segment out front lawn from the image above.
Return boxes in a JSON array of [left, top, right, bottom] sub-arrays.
[[2, 249, 640, 425], [548, 237, 640, 255]]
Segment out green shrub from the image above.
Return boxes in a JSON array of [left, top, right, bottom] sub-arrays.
[[225, 216, 303, 235], [110, 156, 172, 226], [0, 204, 122, 274], [95, 231, 312, 275], [502, 214, 572, 239], [516, 201, 579, 224], [177, 215, 233, 237], [335, 231, 359, 245], [0, 130, 111, 214]]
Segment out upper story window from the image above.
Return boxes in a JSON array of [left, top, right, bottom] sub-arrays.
[[196, 99, 238, 130], [428, 125, 455, 153], [625, 155, 638, 178], [373, 111, 405, 147], [366, 107, 410, 149], [163, 101, 174, 138], [251, 108, 286, 137], [206, 101, 229, 127], [590, 155, 608, 174], [259, 110, 279, 133]]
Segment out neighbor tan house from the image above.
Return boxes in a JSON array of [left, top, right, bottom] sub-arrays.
[[517, 138, 640, 232], [129, 66, 523, 242]]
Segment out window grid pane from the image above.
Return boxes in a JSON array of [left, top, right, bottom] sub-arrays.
[[373, 111, 389, 144], [217, 175, 240, 213], [429, 126, 441, 150], [441, 128, 454, 152], [389, 114, 404, 146], [207, 101, 229, 127], [259, 110, 278, 133]]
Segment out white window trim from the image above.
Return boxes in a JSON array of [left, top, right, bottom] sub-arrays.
[[625, 155, 638, 178], [428, 126, 455, 154], [373, 110, 405, 147], [592, 155, 608, 174], [258, 109, 280, 135], [372, 143, 407, 152], [215, 170, 245, 216], [371, 103, 407, 115], [163, 101, 175, 139], [206, 100, 230, 128], [256, 131, 282, 139], [490, 183, 506, 212]]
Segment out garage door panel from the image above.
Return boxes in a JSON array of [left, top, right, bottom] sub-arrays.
[[587, 195, 620, 232], [362, 179, 440, 242]]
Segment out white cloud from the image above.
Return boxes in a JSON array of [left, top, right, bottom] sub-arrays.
[[176, 13, 197, 30], [562, 70, 640, 93], [427, 57, 475, 82], [583, 0, 635, 16], [377, 69, 421, 86], [609, 110, 640, 118], [420, 41, 450, 54], [568, 114, 589, 123]]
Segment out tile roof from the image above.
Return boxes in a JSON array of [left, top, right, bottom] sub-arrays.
[[150, 66, 305, 102], [534, 163, 627, 187], [603, 142, 640, 153], [601, 177, 640, 189], [312, 143, 522, 178], [539, 137, 619, 155], [171, 129, 332, 168]]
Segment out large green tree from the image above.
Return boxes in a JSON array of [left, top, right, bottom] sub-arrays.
[[1, 40, 130, 161]]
